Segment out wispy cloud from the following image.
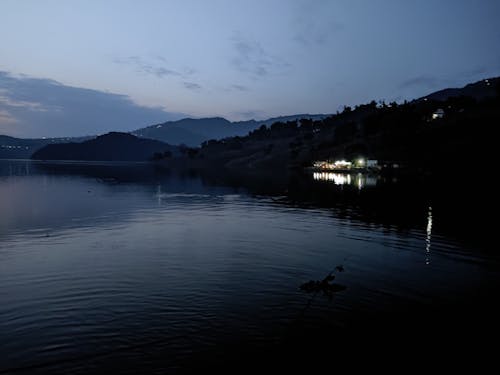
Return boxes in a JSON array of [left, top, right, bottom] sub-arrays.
[[114, 56, 194, 79], [398, 76, 441, 90], [0, 71, 183, 137], [292, 0, 343, 47], [183, 82, 202, 90], [0, 92, 54, 112], [230, 34, 290, 79], [0, 109, 19, 135], [230, 84, 249, 92], [0, 109, 18, 124]]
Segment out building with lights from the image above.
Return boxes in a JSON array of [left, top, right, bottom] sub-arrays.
[[432, 108, 444, 120]]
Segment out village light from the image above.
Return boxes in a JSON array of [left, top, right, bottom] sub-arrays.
[[333, 160, 352, 168], [357, 158, 365, 166]]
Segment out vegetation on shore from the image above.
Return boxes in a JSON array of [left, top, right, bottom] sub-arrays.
[[158, 78, 500, 178]]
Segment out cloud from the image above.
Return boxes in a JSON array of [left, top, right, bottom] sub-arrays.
[[230, 34, 290, 79], [0, 91, 55, 113], [0, 109, 18, 124], [230, 84, 249, 92], [114, 56, 192, 79], [398, 76, 441, 90], [292, 0, 343, 47], [0, 71, 184, 138], [183, 81, 202, 90], [0, 110, 19, 135]]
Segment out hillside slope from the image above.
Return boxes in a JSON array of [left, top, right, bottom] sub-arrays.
[[164, 77, 500, 178], [132, 115, 330, 146], [31, 132, 173, 161]]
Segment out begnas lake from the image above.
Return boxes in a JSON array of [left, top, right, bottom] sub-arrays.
[[1, 160, 498, 373]]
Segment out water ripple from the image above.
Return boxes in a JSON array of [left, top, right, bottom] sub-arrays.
[[1, 161, 499, 373]]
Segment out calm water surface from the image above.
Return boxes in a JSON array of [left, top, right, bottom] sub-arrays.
[[1, 160, 499, 373]]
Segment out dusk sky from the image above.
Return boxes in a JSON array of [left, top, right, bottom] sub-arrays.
[[1, 0, 499, 137]]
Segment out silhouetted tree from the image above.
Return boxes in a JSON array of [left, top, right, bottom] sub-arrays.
[[151, 152, 163, 160], [187, 148, 199, 158], [342, 106, 352, 114], [299, 118, 313, 128]]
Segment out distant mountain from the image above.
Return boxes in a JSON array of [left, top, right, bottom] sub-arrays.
[[1, 114, 329, 159], [0, 135, 92, 159], [419, 77, 499, 102], [31, 132, 174, 161], [131, 117, 232, 146], [131, 114, 330, 147]]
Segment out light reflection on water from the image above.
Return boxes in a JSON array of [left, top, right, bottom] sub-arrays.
[[312, 172, 378, 188], [0, 160, 499, 373], [426, 206, 433, 265]]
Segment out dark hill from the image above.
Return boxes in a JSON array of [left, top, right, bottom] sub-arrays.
[[420, 77, 499, 102], [31, 132, 173, 161], [131, 115, 330, 147], [169, 76, 500, 180]]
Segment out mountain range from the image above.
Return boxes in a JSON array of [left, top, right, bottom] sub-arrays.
[[1, 77, 498, 160], [1, 114, 329, 159], [130, 114, 329, 147]]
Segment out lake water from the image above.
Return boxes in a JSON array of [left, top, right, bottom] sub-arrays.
[[1, 160, 499, 373]]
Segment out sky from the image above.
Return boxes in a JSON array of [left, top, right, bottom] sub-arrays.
[[1, 0, 499, 138]]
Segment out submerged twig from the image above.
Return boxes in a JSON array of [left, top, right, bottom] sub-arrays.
[[298, 264, 347, 318], [299, 271, 346, 298]]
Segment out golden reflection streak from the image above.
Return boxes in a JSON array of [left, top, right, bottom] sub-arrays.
[[313, 172, 351, 185]]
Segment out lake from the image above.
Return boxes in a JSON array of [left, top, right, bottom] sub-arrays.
[[1, 160, 499, 373]]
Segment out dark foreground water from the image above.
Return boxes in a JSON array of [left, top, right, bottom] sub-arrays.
[[1, 160, 499, 373]]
